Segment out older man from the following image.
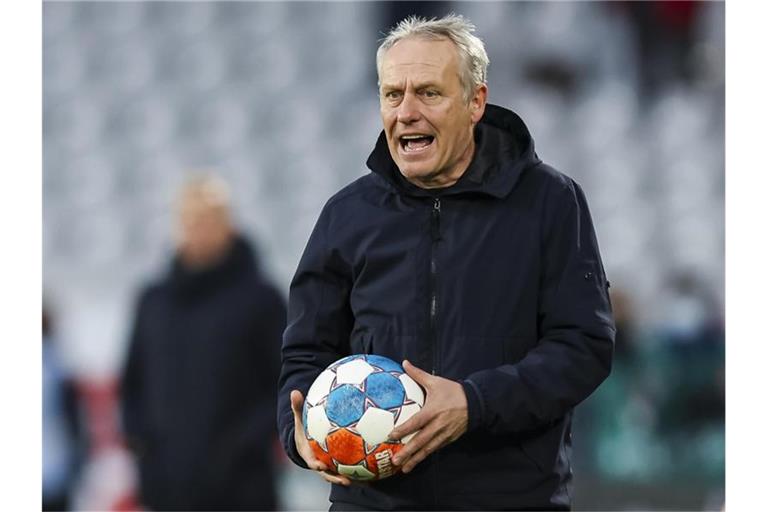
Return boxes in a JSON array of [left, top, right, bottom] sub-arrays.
[[120, 175, 286, 511], [277, 15, 614, 511]]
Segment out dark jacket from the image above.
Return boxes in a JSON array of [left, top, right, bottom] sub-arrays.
[[277, 104, 615, 510], [121, 236, 286, 511]]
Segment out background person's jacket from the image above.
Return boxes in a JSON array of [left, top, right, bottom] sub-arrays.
[[121, 236, 286, 511], [277, 104, 615, 510]]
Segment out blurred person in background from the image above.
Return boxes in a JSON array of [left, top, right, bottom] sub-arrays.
[[119, 175, 286, 511], [655, 271, 724, 433], [610, 287, 640, 362], [278, 14, 614, 511], [43, 303, 86, 511], [611, 1, 704, 101]]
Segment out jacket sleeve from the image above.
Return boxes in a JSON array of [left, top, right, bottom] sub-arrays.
[[277, 205, 354, 468], [461, 177, 615, 435], [119, 289, 150, 454], [248, 283, 287, 444]]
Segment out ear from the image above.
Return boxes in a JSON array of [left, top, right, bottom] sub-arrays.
[[469, 83, 488, 124]]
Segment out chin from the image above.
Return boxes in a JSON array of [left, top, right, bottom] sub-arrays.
[[397, 162, 433, 180]]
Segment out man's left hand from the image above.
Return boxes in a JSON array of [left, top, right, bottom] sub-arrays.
[[388, 360, 469, 473]]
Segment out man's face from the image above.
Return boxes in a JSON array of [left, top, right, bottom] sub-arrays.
[[379, 37, 487, 189], [176, 196, 233, 269]]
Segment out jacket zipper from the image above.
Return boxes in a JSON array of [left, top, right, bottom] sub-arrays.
[[429, 197, 441, 509], [429, 197, 441, 375]]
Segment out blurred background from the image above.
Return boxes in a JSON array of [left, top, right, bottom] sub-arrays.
[[42, 1, 724, 510]]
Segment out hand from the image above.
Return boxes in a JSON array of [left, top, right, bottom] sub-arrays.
[[291, 389, 352, 486], [388, 360, 469, 473]]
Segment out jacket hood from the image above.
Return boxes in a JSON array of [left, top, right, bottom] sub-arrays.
[[169, 234, 259, 298], [365, 104, 541, 198]]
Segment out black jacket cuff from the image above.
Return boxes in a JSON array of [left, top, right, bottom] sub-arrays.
[[461, 379, 485, 433]]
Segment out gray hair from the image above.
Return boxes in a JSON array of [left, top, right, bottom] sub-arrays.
[[376, 14, 489, 102], [177, 173, 232, 211]]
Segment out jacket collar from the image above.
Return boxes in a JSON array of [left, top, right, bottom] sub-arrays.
[[169, 235, 258, 298], [365, 104, 540, 199]]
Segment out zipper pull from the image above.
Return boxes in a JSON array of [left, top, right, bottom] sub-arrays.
[[431, 198, 441, 241]]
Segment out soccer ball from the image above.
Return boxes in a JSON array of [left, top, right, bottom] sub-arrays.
[[302, 354, 425, 481]]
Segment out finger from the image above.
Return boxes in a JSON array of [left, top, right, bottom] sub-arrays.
[[389, 408, 431, 441], [290, 389, 327, 471], [402, 360, 432, 388], [319, 470, 352, 486], [309, 460, 329, 472], [290, 390, 304, 419], [391, 422, 437, 466], [401, 430, 451, 474]]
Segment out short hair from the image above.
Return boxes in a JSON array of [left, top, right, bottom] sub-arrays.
[[177, 173, 232, 213], [376, 14, 489, 103]]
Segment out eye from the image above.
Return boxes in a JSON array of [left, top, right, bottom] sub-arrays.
[[424, 90, 439, 98], [384, 90, 402, 101]]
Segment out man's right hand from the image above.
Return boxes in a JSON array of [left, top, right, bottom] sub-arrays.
[[291, 389, 352, 486]]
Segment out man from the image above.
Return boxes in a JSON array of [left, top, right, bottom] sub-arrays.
[[120, 175, 285, 511], [278, 15, 614, 511], [43, 304, 85, 512]]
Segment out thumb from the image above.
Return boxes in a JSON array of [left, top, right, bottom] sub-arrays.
[[290, 390, 305, 421], [403, 360, 432, 388]]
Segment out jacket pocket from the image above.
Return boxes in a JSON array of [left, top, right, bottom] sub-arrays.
[[442, 432, 549, 495], [515, 419, 568, 475]]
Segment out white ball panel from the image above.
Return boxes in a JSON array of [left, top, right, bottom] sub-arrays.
[[306, 369, 336, 406], [336, 359, 374, 385], [399, 374, 424, 406], [394, 403, 422, 444], [306, 405, 332, 443], [356, 407, 395, 446]]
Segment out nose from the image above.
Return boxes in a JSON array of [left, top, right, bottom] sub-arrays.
[[396, 91, 421, 124]]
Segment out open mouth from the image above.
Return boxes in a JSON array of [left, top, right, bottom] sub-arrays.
[[399, 134, 435, 153]]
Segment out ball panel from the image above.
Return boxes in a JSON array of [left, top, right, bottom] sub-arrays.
[[326, 384, 366, 427], [337, 463, 376, 481], [394, 403, 422, 444], [365, 354, 404, 373], [365, 443, 401, 480], [309, 439, 334, 468], [306, 405, 332, 443], [329, 354, 363, 371], [326, 429, 365, 465], [336, 359, 375, 385], [365, 372, 405, 410], [306, 369, 336, 406], [399, 374, 425, 406], [357, 407, 395, 446]]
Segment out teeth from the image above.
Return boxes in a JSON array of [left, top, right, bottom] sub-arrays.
[[401, 135, 429, 140]]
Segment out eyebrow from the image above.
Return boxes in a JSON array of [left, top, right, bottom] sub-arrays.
[[380, 81, 440, 92]]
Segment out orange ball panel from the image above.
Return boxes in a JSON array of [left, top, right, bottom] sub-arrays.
[[326, 429, 366, 465], [309, 439, 334, 468], [365, 442, 402, 479]]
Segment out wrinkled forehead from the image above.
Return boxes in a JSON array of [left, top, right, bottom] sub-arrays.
[[379, 37, 461, 84]]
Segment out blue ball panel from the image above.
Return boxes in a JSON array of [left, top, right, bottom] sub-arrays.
[[365, 355, 403, 374], [365, 372, 405, 410], [326, 384, 366, 427]]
